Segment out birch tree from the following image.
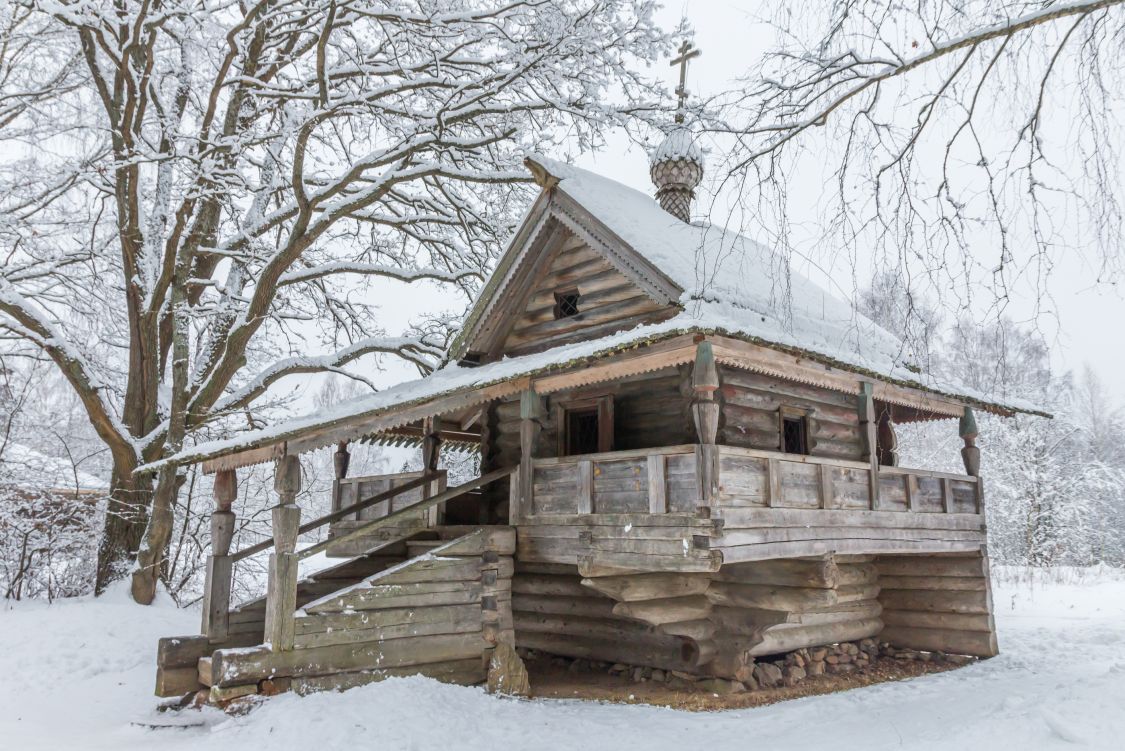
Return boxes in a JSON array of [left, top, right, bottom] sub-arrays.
[[722, 0, 1125, 316], [0, 0, 675, 602]]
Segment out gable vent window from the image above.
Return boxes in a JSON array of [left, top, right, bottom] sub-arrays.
[[553, 289, 580, 319]]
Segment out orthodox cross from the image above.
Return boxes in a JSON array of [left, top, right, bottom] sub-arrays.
[[670, 40, 701, 123]]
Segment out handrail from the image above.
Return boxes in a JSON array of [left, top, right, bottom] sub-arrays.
[[296, 465, 516, 560], [717, 445, 873, 472], [532, 444, 698, 467], [879, 465, 978, 483], [231, 472, 437, 562]]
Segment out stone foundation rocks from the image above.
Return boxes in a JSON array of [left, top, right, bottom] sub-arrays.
[[520, 639, 978, 694]]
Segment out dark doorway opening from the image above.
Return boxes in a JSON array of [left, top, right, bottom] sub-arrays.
[[565, 407, 601, 456]]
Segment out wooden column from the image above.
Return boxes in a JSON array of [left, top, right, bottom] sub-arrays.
[[421, 417, 444, 526], [691, 341, 720, 507], [960, 407, 980, 476], [202, 468, 237, 641], [515, 388, 544, 523], [857, 383, 880, 509], [332, 441, 350, 515], [265, 454, 301, 652]]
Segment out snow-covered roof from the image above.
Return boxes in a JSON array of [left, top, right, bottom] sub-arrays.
[[0, 443, 107, 493], [156, 154, 1047, 471], [523, 156, 1042, 414]]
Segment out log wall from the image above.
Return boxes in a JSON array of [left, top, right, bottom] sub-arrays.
[[512, 554, 885, 681], [875, 549, 999, 657], [511, 561, 703, 673], [717, 366, 864, 460]]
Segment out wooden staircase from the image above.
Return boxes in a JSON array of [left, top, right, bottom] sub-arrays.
[[156, 467, 519, 701], [158, 526, 514, 701]]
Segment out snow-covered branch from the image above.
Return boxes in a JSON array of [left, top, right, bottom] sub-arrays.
[[215, 336, 444, 414]]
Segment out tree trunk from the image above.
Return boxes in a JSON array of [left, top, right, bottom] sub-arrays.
[[131, 465, 184, 604], [96, 466, 153, 593]]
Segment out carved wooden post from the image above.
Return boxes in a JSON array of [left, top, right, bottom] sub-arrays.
[[960, 407, 980, 476], [334, 441, 350, 481], [516, 388, 544, 523], [265, 454, 301, 652], [691, 341, 720, 507], [332, 441, 350, 515], [876, 407, 899, 467], [202, 468, 237, 641], [858, 383, 880, 509], [421, 416, 444, 525]]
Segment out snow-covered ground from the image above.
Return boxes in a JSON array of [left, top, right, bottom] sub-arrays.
[[3, 570, 1124, 751]]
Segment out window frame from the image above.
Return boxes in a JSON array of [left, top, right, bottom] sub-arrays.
[[552, 288, 581, 320], [778, 406, 811, 456], [555, 395, 614, 457]]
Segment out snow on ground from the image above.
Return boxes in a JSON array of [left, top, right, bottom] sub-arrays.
[[2, 572, 1124, 751]]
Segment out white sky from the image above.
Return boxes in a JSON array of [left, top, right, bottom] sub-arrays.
[[306, 1, 1125, 409]]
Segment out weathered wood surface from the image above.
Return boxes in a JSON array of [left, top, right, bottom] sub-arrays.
[[707, 581, 880, 611], [530, 445, 699, 516], [306, 468, 515, 560], [717, 366, 866, 460], [751, 616, 883, 656], [154, 631, 275, 697], [580, 572, 711, 601], [164, 527, 518, 696], [875, 550, 999, 657], [519, 442, 983, 565], [498, 238, 673, 357], [511, 573, 699, 673], [611, 595, 712, 625], [291, 657, 487, 695]]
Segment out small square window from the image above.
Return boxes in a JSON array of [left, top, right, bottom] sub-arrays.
[[553, 289, 580, 319]]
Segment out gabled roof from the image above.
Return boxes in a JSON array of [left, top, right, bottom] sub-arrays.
[[152, 155, 1048, 473], [454, 156, 966, 396]]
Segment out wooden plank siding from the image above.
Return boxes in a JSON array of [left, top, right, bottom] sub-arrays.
[[875, 549, 999, 657], [497, 240, 674, 357]]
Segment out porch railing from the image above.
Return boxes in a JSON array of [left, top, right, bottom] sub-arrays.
[[523, 443, 980, 518]]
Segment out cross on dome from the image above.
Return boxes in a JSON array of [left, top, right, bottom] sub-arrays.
[[650, 39, 703, 222], [670, 40, 701, 123]]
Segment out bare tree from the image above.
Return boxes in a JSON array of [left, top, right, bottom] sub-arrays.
[[719, 0, 1125, 321], [0, 0, 676, 602]]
